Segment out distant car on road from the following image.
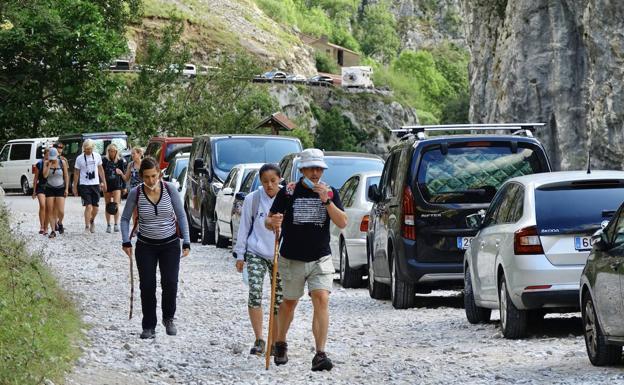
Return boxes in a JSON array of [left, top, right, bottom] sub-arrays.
[[109, 60, 131, 71], [286, 74, 306, 83], [580, 199, 624, 366], [465, 171, 624, 339], [261, 70, 287, 80], [308, 74, 334, 86], [330, 171, 381, 288]]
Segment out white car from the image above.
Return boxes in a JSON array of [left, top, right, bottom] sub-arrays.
[[464, 171, 624, 339], [0, 137, 58, 194], [214, 163, 263, 248], [330, 171, 381, 288]]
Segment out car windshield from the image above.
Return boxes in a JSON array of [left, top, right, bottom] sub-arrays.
[[294, 157, 384, 189], [417, 143, 545, 204], [535, 183, 624, 234], [213, 137, 301, 181], [92, 137, 128, 155]]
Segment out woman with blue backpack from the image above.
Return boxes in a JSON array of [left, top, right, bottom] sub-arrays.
[[233, 163, 283, 356], [120, 157, 190, 339]]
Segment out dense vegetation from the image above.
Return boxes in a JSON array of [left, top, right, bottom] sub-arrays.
[[0, 207, 82, 384]]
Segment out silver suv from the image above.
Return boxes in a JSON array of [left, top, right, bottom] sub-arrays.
[[464, 171, 624, 339]]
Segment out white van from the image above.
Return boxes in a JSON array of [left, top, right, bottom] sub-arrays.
[[0, 137, 58, 194]]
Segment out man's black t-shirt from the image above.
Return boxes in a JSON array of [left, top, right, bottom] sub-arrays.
[[270, 181, 344, 262]]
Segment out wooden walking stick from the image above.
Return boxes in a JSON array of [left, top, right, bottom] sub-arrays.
[[265, 230, 280, 370], [129, 254, 134, 320]]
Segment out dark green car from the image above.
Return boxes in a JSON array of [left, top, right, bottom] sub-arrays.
[[580, 203, 624, 366]]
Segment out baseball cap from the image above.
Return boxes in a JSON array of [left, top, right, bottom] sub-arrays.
[[48, 147, 59, 161], [298, 148, 328, 169]]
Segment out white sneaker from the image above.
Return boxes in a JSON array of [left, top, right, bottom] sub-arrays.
[[106, 224, 112, 233], [90, 221, 96, 233], [85, 226, 90, 234], [114, 224, 119, 232]]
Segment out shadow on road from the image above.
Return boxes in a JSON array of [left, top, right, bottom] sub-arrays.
[[526, 316, 583, 338], [413, 292, 464, 309]]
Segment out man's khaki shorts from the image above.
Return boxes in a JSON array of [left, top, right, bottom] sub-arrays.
[[278, 255, 334, 300]]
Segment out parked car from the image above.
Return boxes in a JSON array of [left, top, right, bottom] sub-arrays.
[[261, 70, 287, 80], [308, 74, 333, 86], [214, 163, 263, 248], [366, 124, 552, 309], [109, 59, 131, 71], [286, 74, 306, 83], [0, 137, 57, 194], [186, 135, 302, 245], [231, 169, 261, 249], [330, 171, 381, 288], [464, 171, 624, 338], [172, 167, 188, 207], [163, 152, 189, 182], [580, 199, 624, 366], [145, 137, 193, 170], [169, 63, 197, 77], [57, 131, 130, 187], [279, 151, 384, 190]]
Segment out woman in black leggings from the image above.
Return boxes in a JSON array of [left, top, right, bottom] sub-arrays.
[[120, 157, 191, 339]]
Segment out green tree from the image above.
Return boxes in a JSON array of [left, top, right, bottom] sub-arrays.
[[312, 105, 366, 151], [357, 1, 400, 63], [0, 0, 137, 142]]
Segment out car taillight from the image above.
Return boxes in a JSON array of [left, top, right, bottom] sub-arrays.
[[360, 215, 369, 232], [401, 186, 416, 240], [514, 226, 544, 255]]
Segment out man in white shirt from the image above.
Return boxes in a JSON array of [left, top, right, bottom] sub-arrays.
[[72, 139, 107, 233]]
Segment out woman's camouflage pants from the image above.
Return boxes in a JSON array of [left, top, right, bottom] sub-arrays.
[[246, 253, 283, 314]]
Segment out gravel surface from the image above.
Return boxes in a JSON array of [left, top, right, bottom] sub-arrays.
[[6, 195, 624, 384]]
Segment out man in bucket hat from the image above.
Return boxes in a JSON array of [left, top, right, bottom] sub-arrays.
[[266, 148, 347, 371]]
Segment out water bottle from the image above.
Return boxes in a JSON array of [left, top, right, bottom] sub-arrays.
[[242, 264, 249, 286]]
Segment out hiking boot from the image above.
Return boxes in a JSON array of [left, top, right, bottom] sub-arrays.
[[140, 328, 155, 339], [114, 224, 119, 232], [311, 351, 333, 371], [106, 224, 112, 233], [90, 220, 95, 233], [163, 319, 177, 336], [250, 339, 266, 355], [48, 231, 56, 239], [273, 341, 288, 365], [57, 223, 64, 234]]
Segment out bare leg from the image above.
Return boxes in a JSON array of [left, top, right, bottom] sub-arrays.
[[46, 197, 56, 233], [91, 206, 99, 223], [113, 190, 121, 225], [84, 205, 92, 227], [104, 192, 112, 225], [310, 289, 330, 352], [55, 197, 65, 227], [276, 299, 298, 343], [248, 307, 263, 340], [37, 194, 46, 231]]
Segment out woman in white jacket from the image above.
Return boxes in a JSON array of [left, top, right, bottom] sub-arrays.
[[234, 163, 283, 356]]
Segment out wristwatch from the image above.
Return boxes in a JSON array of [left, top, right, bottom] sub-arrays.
[[322, 199, 331, 206]]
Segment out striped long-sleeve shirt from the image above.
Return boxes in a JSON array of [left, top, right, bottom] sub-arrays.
[[121, 181, 190, 248]]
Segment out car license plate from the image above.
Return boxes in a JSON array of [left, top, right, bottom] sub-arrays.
[[574, 236, 595, 251], [457, 237, 474, 250]]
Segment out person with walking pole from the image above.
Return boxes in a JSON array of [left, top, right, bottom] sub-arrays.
[[266, 148, 347, 371], [120, 157, 191, 339], [233, 164, 283, 357]]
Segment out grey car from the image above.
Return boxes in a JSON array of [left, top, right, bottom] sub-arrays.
[[464, 171, 624, 339], [580, 200, 624, 366]]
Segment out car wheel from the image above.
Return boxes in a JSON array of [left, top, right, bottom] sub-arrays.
[[21, 177, 31, 196], [464, 267, 492, 324], [582, 293, 622, 366], [214, 218, 229, 249], [201, 212, 214, 245], [339, 239, 363, 289], [367, 242, 390, 300], [390, 251, 415, 309], [187, 207, 200, 243], [498, 274, 527, 339]]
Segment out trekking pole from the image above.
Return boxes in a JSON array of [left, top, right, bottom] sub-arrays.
[[129, 254, 134, 320], [265, 230, 280, 370]]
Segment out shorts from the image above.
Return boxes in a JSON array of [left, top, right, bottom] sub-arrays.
[[278, 255, 334, 300], [35, 184, 46, 195], [45, 185, 66, 198], [79, 184, 101, 207], [106, 179, 123, 193], [246, 253, 282, 313]]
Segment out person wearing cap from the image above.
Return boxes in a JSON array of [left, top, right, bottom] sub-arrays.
[[266, 148, 347, 371], [72, 139, 107, 233], [52, 141, 68, 232], [42, 147, 69, 238], [32, 148, 49, 235]]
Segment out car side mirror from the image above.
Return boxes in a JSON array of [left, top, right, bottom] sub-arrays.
[[466, 209, 486, 229], [368, 184, 380, 202], [592, 233, 609, 251], [222, 187, 234, 196], [235, 192, 246, 200], [193, 159, 205, 174]]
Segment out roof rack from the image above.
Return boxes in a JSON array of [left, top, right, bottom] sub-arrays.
[[392, 123, 545, 140]]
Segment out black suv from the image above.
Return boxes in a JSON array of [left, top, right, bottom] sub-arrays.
[[185, 134, 302, 244], [366, 124, 552, 309]]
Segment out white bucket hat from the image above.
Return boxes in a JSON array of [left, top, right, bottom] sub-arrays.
[[298, 148, 328, 169]]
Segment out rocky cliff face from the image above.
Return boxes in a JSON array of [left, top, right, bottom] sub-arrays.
[[269, 85, 418, 154], [462, 1, 624, 170]]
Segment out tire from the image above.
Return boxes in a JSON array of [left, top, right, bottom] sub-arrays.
[[464, 267, 492, 324], [498, 274, 527, 339], [391, 251, 415, 309], [187, 208, 200, 243], [201, 212, 215, 245], [214, 218, 229, 248], [339, 239, 363, 289], [582, 293, 622, 366], [21, 177, 31, 196], [367, 242, 390, 300]]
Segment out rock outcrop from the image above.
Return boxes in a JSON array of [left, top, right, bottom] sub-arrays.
[[462, 1, 624, 170]]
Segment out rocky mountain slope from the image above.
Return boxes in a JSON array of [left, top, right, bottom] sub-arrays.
[[462, 1, 624, 170]]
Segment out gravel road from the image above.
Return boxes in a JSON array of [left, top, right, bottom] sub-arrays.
[[5, 195, 624, 385]]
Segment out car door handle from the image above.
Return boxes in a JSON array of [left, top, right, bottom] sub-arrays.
[[610, 262, 622, 271]]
